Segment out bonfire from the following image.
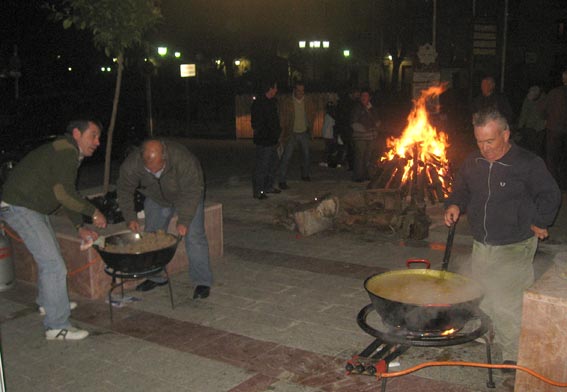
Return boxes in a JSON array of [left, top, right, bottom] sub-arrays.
[[370, 84, 452, 204]]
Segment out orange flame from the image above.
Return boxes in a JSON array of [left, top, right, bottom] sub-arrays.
[[381, 83, 451, 195], [441, 328, 457, 336]]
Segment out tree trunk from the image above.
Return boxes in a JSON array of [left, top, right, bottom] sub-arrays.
[[103, 53, 124, 194]]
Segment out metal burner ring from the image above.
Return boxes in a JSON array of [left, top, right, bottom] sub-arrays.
[[357, 304, 491, 347]]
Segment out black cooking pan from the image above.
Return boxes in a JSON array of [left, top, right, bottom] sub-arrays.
[[364, 225, 484, 331], [94, 232, 181, 273]]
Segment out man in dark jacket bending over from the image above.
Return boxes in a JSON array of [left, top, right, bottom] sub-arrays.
[[117, 139, 212, 299], [444, 108, 560, 366]]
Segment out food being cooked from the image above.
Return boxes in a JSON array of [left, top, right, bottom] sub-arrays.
[[366, 271, 483, 305], [102, 230, 177, 254]]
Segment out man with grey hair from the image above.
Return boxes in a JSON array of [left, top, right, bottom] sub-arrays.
[[444, 107, 560, 366], [117, 139, 212, 299]]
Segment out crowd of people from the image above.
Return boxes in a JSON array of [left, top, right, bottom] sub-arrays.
[[249, 70, 567, 197], [250, 81, 389, 199], [0, 71, 565, 377]]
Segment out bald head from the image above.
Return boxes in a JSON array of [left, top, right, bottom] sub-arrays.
[[141, 140, 166, 173]]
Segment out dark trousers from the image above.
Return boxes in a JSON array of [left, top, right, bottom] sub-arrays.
[[253, 145, 278, 195], [545, 128, 567, 188], [517, 128, 545, 158], [322, 139, 337, 165], [344, 138, 354, 170], [353, 139, 375, 181]]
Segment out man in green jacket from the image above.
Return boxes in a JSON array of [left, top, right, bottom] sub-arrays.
[[0, 118, 107, 340], [117, 139, 212, 298]]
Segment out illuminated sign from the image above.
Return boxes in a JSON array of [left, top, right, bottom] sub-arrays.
[[180, 64, 196, 78]]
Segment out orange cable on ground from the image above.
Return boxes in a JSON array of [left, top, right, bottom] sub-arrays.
[[2, 223, 101, 276], [379, 361, 567, 387]]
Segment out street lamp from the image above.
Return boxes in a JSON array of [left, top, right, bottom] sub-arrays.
[[174, 51, 181, 58], [157, 46, 168, 56], [299, 40, 329, 49], [343, 49, 351, 58]]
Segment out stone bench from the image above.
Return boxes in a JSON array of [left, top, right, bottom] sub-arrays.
[[9, 202, 223, 299], [515, 265, 567, 391]]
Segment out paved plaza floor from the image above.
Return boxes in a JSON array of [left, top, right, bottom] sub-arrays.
[[1, 138, 566, 391]]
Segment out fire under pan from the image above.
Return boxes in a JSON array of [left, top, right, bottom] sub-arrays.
[[346, 304, 496, 391]]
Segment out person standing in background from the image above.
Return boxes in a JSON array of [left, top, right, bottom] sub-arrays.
[[350, 89, 381, 182], [319, 100, 338, 168], [251, 79, 281, 199], [471, 76, 514, 126], [539, 68, 567, 188], [517, 85, 546, 157], [335, 87, 360, 171], [278, 81, 316, 189]]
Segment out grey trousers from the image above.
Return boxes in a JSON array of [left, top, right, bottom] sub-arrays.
[[471, 236, 537, 361]]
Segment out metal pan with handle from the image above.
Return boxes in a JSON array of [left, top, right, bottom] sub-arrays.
[[364, 225, 484, 332]]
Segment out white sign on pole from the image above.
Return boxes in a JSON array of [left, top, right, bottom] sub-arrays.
[[180, 64, 196, 78]]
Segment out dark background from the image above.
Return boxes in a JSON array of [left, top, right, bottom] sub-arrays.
[[1, 0, 567, 163]]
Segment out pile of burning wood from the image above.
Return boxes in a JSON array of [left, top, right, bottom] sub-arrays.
[[369, 84, 453, 205], [274, 85, 452, 241]]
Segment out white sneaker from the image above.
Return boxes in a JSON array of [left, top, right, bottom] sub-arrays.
[[38, 301, 78, 316], [45, 327, 89, 341]]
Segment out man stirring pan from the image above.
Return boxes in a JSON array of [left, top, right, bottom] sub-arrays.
[[0, 118, 107, 340], [444, 107, 561, 367], [117, 139, 212, 299]]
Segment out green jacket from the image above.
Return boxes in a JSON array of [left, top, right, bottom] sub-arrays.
[[117, 141, 205, 227], [2, 135, 96, 227]]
